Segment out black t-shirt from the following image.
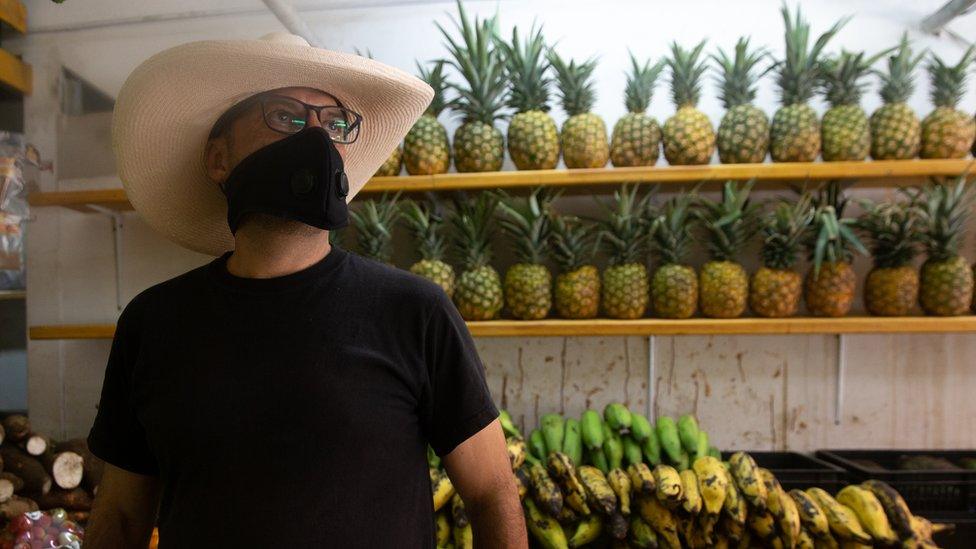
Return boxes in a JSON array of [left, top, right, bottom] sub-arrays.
[[87, 246, 498, 548]]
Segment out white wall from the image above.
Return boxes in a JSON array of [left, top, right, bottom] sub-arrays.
[[14, 0, 976, 445]]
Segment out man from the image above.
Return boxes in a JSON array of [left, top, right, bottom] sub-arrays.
[[84, 32, 526, 548]]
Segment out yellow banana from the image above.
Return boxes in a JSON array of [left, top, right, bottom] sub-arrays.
[[813, 532, 839, 549], [693, 456, 729, 516], [680, 469, 702, 514], [722, 466, 748, 525], [683, 515, 710, 548], [514, 466, 530, 501], [547, 452, 591, 516], [578, 465, 618, 516], [524, 497, 570, 549], [722, 513, 746, 543], [556, 503, 579, 524], [861, 479, 913, 540], [908, 514, 954, 542], [607, 468, 632, 515], [729, 451, 767, 511], [451, 493, 469, 528], [628, 515, 659, 549], [796, 527, 815, 549], [637, 495, 682, 549], [713, 534, 730, 549], [775, 483, 801, 549], [789, 489, 830, 538], [506, 436, 527, 470], [699, 512, 720, 546], [653, 464, 685, 507], [770, 537, 784, 549], [564, 491, 591, 518], [747, 509, 777, 541], [435, 511, 451, 546], [805, 488, 872, 545], [759, 468, 784, 519], [836, 485, 898, 545], [529, 461, 565, 517], [735, 529, 753, 549], [567, 514, 603, 548], [838, 542, 871, 549], [453, 522, 473, 549], [431, 468, 455, 512], [628, 462, 657, 496]]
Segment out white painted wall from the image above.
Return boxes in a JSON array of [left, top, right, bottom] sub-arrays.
[[13, 1, 976, 446]]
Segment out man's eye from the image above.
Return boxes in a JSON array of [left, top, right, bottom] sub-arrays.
[[272, 110, 302, 124]]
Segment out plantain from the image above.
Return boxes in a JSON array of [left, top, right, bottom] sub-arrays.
[[580, 410, 605, 450], [498, 409, 521, 438], [556, 504, 580, 524], [693, 456, 729, 516], [680, 469, 702, 514], [677, 414, 700, 454], [909, 514, 954, 542], [453, 523, 473, 549], [837, 542, 871, 549], [759, 468, 785, 518], [529, 429, 549, 461], [451, 493, 469, 528], [722, 466, 748, 525], [428, 445, 441, 469], [529, 460, 565, 517], [637, 496, 682, 549], [805, 488, 873, 545], [747, 509, 778, 541], [814, 534, 840, 549], [682, 515, 710, 548], [562, 419, 584, 466], [699, 512, 721, 547], [435, 511, 452, 546], [604, 402, 633, 432], [541, 414, 566, 457], [642, 429, 663, 465], [735, 529, 753, 549], [836, 485, 898, 545], [623, 435, 644, 466], [860, 479, 913, 540], [514, 466, 531, 501], [547, 451, 591, 516], [797, 527, 816, 549], [729, 452, 767, 511], [578, 465, 618, 516], [722, 513, 746, 543], [524, 497, 570, 549], [790, 488, 830, 538], [603, 422, 625, 470], [588, 446, 610, 474], [629, 514, 660, 548], [608, 467, 633, 515], [607, 511, 629, 540], [774, 482, 801, 549], [653, 464, 685, 507], [629, 462, 657, 496], [506, 436, 527, 470], [630, 413, 654, 442], [676, 449, 690, 471], [695, 430, 709, 461], [431, 467, 455, 512], [656, 416, 683, 464], [567, 514, 603, 547]]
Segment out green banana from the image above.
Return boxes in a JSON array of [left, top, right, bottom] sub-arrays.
[[604, 402, 633, 432], [629, 515, 659, 548], [708, 446, 722, 459], [603, 423, 624, 470], [541, 414, 566, 457], [498, 409, 521, 438], [676, 449, 690, 471], [588, 446, 610, 474], [642, 429, 662, 465], [435, 511, 451, 546], [524, 497, 570, 549], [623, 435, 644, 466], [630, 412, 654, 442], [677, 414, 700, 454], [529, 429, 548, 461], [428, 445, 441, 469], [695, 431, 709, 461], [567, 514, 602, 548], [655, 416, 683, 464], [580, 410, 604, 450], [562, 419, 583, 467]]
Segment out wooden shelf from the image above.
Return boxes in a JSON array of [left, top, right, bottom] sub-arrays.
[[28, 316, 976, 340], [28, 159, 975, 212], [0, 47, 30, 95], [0, 0, 26, 34], [0, 289, 24, 300]]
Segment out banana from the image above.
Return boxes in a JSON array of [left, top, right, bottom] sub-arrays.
[[607, 511, 629, 540], [680, 469, 702, 514], [722, 514, 746, 543], [431, 467, 455, 512], [708, 446, 722, 459], [693, 456, 729, 516], [630, 413, 654, 442], [775, 483, 802, 549], [676, 449, 690, 471], [699, 512, 720, 546], [528, 461, 564, 517], [453, 523, 473, 549], [735, 529, 753, 549], [642, 429, 663, 465], [656, 416, 683, 464], [541, 414, 566, 457], [748, 509, 778, 541], [637, 496, 682, 549], [498, 409, 521, 438], [813, 533, 839, 549], [578, 465, 618, 516], [836, 485, 897, 545], [682, 515, 709, 548], [547, 451, 591, 516], [837, 542, 871, 549], [588, 446, 610, 474], [909, 514, 954, 542], [451, 493, 469, 528], [524, 497, 570, 549], [435, 511, 451, 546], [677, 414, 700, 454], [695, 430, 709, 461], [653, 464, 685, 507], [556, 504, 579, 524], [861, 479, 913, 540], [623, 435, 644, 466], [506, 436, 527, 470], [428, 445, 441, 469], [729, 452, 767, 511], [789, 489, 830, 538], [805, 488, 872, 545], [567, 514, 603, 548], [580, 410, 604, 450], [514, 466, 531, 501], [629, 515, 660, 548], [603, 422, 625, 470], [604, 402, 633, 432], [713, 534, 730, 549], [529, 429, 549, 461], [759, 468, 785, 519], [628, 462, 657, 496], [562, 419, 583, 466], [722, 466, 748, 526], [608, 468, 633, 516]]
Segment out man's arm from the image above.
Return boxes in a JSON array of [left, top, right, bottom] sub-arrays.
[[84, 463, 161, 549], [442, 419, 527, 549]]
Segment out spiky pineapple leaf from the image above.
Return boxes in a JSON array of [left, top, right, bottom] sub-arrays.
[[349, 192, 402, 263], [909, 175, 976, 260], [666, 40, 709, 108], [450, 192, 499, 269], [711, 37, 772, 109], [855, 198, 920, 268], [875, 32, 926, 105], [401, 197, 448, 262], [496, 187, 561, 264], [818, 47, 894, 107], [650, 188, 699, 265], [759, 194, 815, 270], [549, 50, 598, 116], [416, 60, 451, 117], [774, 3, 849, 105], [594, 184, 655, 265], [495, 23, 552, 113], [550, 214, 599, 272], [693, 180, 762, 261], [926, 45, 976, 109], [623, 52, 666, 113]]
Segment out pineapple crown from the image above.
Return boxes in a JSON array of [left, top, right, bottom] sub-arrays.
[[496, 187, 561, 264], [693, 180, 762, 261], [401, 198, 448, 262], [349, 192, 402, 264], [876, 33, 925, 105], [775, 3, 849, 106], [436, 0, 508, 125], [803, 182, 867, 278], [595, 184, 655, 266], [548, 50, 598, 116], [927, 45, 976, 109], [666, 40, 709, 108], [910, 176, 976, 261], [711, 37, 771, 109], [495, 24, 553, 114], [650, 189, 698, 265], [450, 192, 498, 270], [818, 48, 892, 107], [759, 195, 815, 270], [623, 53, 666, 113], [416, 60, 450, 117], [550, 215, 599, 272], [855, 198, 921, 268]]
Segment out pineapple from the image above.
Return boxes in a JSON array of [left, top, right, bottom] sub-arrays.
[[401, 198, 456, 297], [550, 51, 609, 168], [914, 177, 975, 316], [497, 188, 557, 319], [819, 49, 890, 161], [712, 37, 771, 164], [662, 41, 716, 165], [496, 25, 560, 170], [856, 199, 920, 316], [803, 183, 867, 317], [597, 184, 653, 319], [920, 46, 976, 159], [750, 195, 814, 318], [870, 33, 924, 160], [610, 53, 666, 167], [694, 181, 761, 318], [550, 214, 600, 319], [375, 146, 403, 176], [650, 191, 698, 319], [451, 193, 504, 320], [436, 1, 507, 172], [404, 61, 452, 175], [770, 5, 848, 162], [349, 192, 402, 264]]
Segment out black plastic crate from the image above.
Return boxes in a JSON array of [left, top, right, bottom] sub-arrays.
[[722, 451, 847, 492], [817, 450, 976, 515]]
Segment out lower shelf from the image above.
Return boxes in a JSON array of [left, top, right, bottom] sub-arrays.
[[27, 316, 976, 340]]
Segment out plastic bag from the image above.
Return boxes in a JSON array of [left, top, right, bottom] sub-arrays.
[[0, 509, 84, 549], [0, 132, 29, 290]]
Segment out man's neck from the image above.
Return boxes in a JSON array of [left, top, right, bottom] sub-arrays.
[[226, 219, 332, 279]]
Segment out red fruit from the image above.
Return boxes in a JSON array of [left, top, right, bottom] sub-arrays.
[[8, 516, 30, 535], [35, 516, 51, 530], [29, 528, 44, 541]]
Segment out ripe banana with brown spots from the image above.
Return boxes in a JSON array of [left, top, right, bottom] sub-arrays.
[[607, 468, 632, 516], [722, 465, 748, 526], [729, 451, 767, 511], [506, 436, 527, 470], [653, 464, 685, 507], [430, 467, 455, 512], [860, 479, 913, 539], [567, 514, 602, 548], [523, 497, 569, 549], [628, 462, 656, 496], [789, 488, 830, 538], [435, 511, 451, 546], [805, 488, 872, 544], [747, 509, 778, 542], [628, 515, 659, 548], [547, 451, 591, 516], [577, 465, 618, 516], [637, 495, 682, 549], [693, 456, 729, 516], [681, 469, 702, 514], [835, 485, 897, 545], [528, 460, 564, 517]]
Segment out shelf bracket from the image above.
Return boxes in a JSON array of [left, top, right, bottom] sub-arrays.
[[87, 205, 124, 312], [647, 335, 656, 419], [834, 334, 846, 425]]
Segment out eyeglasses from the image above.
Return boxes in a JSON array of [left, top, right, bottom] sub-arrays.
[[259, 95, 363, 144]]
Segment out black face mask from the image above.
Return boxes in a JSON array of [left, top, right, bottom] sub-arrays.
[[221, 126, 350, 234]]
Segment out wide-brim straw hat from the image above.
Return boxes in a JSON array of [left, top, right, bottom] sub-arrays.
[[112, 32, 433, 256]]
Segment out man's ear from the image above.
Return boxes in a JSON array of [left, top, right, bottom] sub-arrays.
[[204, 137, 231, 185]]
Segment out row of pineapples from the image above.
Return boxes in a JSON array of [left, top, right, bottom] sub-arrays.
[[375, 2, 976, 180], [346, 176, 976, 321]]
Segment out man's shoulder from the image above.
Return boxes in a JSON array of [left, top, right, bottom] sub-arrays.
[[119, 262, 213, 322], [342, 251, 451, 310]]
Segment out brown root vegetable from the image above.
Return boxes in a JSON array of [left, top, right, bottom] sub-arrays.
[[56, 439, 104, 493], [0, 477, 12, 503], [0, 495, 38, 520], [0, 444, 52, 496], [0, 472, 24, 491], [1, 415, 30, 443], [67, 510, 90, 524], [35, 487, 92, 511], [41, 451, 83, 490], [22, 434, 51, 457]]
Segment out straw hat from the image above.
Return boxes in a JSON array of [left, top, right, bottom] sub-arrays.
[[112, 32, 433, 256]]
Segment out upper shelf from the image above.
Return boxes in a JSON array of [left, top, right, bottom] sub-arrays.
[[0, 0, 26, 34], [29, 159, 975, 212]]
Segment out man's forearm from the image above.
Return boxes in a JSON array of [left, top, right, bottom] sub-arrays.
[[465, 489, 528, 549]]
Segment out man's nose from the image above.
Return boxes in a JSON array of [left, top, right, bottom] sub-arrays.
[[306, 110, 324, 129]]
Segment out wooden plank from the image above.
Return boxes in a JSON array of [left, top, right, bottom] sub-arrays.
[[30, 324, 116, 340], [0, 48, 30, 95], [0, 0, 26, 34], [0, 289, 25, 300], [27, 188, 132, 212]]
